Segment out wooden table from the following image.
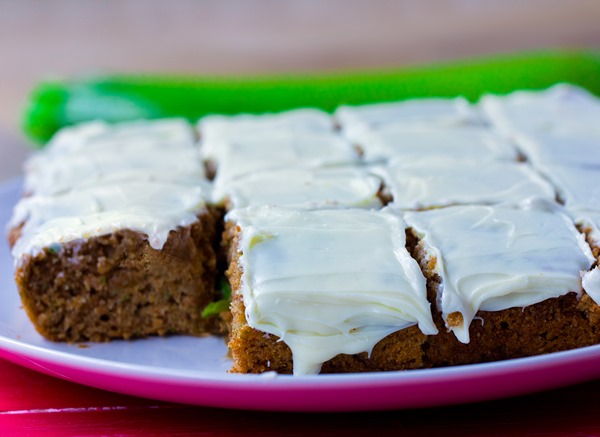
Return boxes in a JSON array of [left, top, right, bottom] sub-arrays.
[[2, 1, 600, 434]]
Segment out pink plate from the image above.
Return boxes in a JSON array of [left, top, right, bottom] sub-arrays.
[[3, 178, 600, 412]]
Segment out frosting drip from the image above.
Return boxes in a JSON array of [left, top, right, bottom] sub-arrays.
[[404, 200, 595, 343], [228, 206, 437, 375], [11, 119, 210, 262]]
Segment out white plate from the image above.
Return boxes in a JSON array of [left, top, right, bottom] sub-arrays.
[[3, 177, 600, 412]]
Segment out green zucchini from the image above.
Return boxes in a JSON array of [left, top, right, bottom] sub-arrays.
[[22, 49, 600, 146]]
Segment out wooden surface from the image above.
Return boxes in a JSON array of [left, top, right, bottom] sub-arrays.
[[1, 1, 600, 435]]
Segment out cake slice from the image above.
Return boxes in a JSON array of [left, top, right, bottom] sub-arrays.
[[9, 119, 224, 342], [480, 83, 600, 139], [403, 200, 600, 366], [347, 125, 517, 163], [224, 206, 437, 375], [378, 159, 556, 210], [335, 96, 480, 141], [212, 166, 386, 210], [198, 108, 334, 162]]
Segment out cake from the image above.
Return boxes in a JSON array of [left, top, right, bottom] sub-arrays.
[[9, 119, 224, 341], [224, 206, 437, 375], [8, 83, 600, 376]]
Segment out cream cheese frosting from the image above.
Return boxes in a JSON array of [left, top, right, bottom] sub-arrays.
[[11, 180, 210, 262], [227, 206, 438, 375], [349, 125, 517, 163], [335, 97, 481, 141], [480, 83, 600, 138], [379, 160, 556, 210], [46, 118, 197, 154], [12, 118, 211, 263], [212, 166, 383, 210], [535, 164, 600, 211], [198, 108, 333, 161], [25, 119, 203, 195], [512, 130, 600, 168], [403, 199, 596, 343], [25, 146, 205, 196], [573, 211, 600, 304], [209, 130, 361, 184]]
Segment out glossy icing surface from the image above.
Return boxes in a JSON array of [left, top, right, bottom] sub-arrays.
[[403, 200, 596, 343], [11, 119, 210, 262], [335, 97, 480, 141], [347, 125, 517, 163], [213, 166, 383, 210], [198, 108, 333, 161], [228, 206, 437, 375], [380, 160, 556, 209], [480, 83, 600, 138]]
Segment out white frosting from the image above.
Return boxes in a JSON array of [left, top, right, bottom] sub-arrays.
[[25, 119, 202, 195], [403, 199, 595, 343], [536, 164, 600, 211], [209, 130, 360, 184], [480, 83, 600, 138], [12, 119, 211, 262], [198, 108, 333, 160], [25, 146, 204, 196], [349, 125, 517, 163], [572, 210, 600, 248], [228, 206, 437, 375], [583, 268, 600, 305], [513, 130, 600, 168], [380, 160, 556, 210], [46, 119, 196, 154], [335, 97, 481, 141], [213, 166, 383, 210], [11, 180, 210, 262]]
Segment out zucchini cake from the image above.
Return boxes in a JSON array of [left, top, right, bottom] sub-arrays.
[[7, 84, 600, 375], [9, 119, 223, 341]]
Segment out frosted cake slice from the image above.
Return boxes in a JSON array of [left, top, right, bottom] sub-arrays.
[[404, 200, 596, 343], [335, 96, 480, 141], [402, 200, 600, 367], [212, 166, 385, 210], [536, 164, 600, 211], [198, 108, 334, 161], [224, 206, 437, 375], [205, 130, 361, 184], [348, 125, 517, 163], [379, 160, 555, 210], [9, 119, 223, 342], [480, 83, 600, 138], [25, 119, 202, 196]]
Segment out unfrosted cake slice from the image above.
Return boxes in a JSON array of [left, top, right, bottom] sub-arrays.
[[403, 200, 600, 366], [224, 206, 437, 375], [378, 159, 556, 210], [9, 119, 223, 341]]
